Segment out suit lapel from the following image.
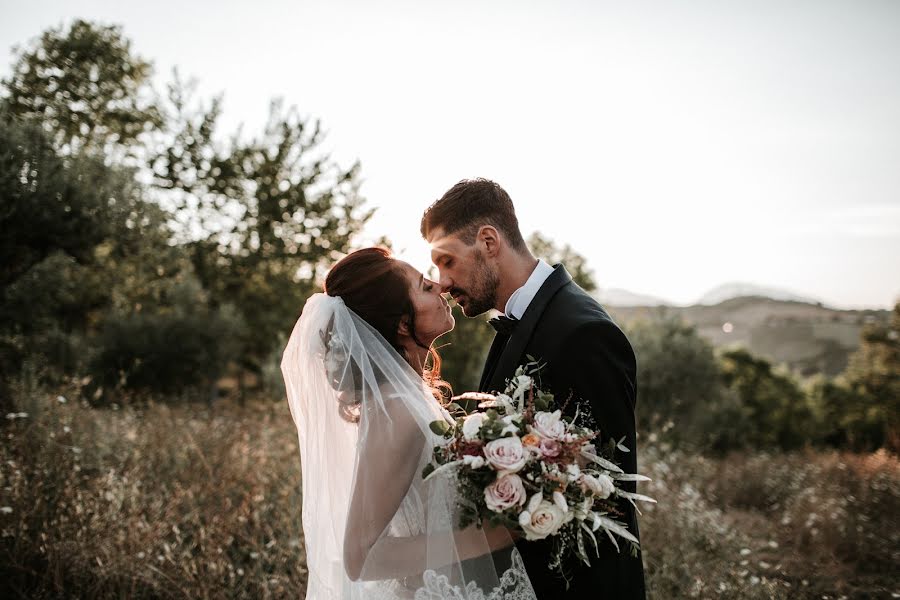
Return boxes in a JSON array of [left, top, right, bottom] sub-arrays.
[[484, 264, 572, 393], [478, 332, 509, 392]]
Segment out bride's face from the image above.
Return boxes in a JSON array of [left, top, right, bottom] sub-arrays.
[[402, 263, 455, 343]]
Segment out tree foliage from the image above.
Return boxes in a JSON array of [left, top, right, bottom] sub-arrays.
[[624, 313, 722, 444], [527, 231, 597, 292], [0, 20, 369, 400], [150, 79, 372, 372], [2, 19, 161, 155], [813, 303, 900, 451]]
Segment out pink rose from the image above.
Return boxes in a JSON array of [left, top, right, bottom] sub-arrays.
[[483, 436, 527, 473], [538, 438, 562, 458], [484, 473, 527, 512]]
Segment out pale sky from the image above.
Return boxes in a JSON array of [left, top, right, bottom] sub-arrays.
[[3, 0, 899, 308]]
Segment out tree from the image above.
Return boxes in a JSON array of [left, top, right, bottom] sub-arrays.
[[1, 19, 373, 400], [150, 79, 372, 378], [435, 309, 495, 393], [527, 232, 597, 292], [815, 302, 900, 451], [624, 313, 724, 447], [718, 348, 816, 450], [2, 20, 162, 156], [0, 117, 125, 290], [0, 117, 136, 377]]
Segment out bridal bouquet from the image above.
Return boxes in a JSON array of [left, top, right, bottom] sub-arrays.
[[423, 360, 655, 577]]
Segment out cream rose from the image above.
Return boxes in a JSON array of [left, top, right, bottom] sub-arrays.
[[483, 436, 528, 473], [517, 499, 568, 540], [484, 473, 527, 512], [462, 412, 487, 441], [532, 410, 566, 440]]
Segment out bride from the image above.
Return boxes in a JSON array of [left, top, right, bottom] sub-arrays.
[[281, 247, 536, 599]]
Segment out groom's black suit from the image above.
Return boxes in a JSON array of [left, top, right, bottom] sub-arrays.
[[479, 264, 646, 599]]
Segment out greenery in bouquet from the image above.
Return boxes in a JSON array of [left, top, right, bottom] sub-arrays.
[[423, 359, 655, 578]]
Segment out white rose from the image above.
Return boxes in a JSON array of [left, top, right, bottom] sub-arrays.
[[518, 500, 568, 540], [462, 412, 488, 441], [483, 436, 528, 473], [532, 410, 566, 440], [462, 455, 486, 469], [580, 473, 616, 499], [484, 473, 527, 512]]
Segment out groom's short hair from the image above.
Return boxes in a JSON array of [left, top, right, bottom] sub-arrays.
[[420, 178, 527, 252]]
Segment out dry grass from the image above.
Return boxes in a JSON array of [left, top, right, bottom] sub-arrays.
[[1, 387, 305, 599], [2, 387, 897, 599], [639, 447, 899, 599]]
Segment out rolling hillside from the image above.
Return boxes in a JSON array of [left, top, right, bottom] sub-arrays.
[[607, 296, 891, 377]]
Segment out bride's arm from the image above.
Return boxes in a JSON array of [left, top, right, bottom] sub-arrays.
[[342, 399, 424, 580], [342, 399, 514, 581], [351, 520, 515, 581]]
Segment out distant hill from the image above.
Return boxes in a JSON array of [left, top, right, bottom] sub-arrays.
[[607, 296, 890, 377], [698, 282, 821, 306], [595, 287, 670, 307]]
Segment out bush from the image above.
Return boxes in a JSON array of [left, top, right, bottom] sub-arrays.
[[625, 315, 725, 448], [90, 278, 244, 400]]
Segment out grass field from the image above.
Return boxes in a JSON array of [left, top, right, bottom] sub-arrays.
[[2, 391, 897, 599]]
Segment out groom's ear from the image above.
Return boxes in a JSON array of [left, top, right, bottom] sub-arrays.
[[477, 225, 501, 258]]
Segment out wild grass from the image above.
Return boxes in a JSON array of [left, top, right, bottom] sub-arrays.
[[2, 386, 897, 599]]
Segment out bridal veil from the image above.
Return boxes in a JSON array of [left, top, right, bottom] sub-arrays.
[[281, 293, 535, 599]]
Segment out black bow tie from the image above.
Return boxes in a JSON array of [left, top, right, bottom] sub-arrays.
[[488, 315, 519, 336]]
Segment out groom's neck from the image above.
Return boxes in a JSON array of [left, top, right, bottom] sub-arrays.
[[494, 252, 539, 313]]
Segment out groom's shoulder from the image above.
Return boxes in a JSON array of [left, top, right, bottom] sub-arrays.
[[546, 280, 616, 329], [535, 281, 631, 353]]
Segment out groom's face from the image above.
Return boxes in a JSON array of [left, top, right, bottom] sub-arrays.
[[428, 227, 499, 317]]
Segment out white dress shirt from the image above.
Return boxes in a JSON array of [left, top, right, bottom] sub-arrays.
[[503, 259, 555, 320]]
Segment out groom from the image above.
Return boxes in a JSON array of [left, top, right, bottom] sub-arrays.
[[422, 178, 646, 598]]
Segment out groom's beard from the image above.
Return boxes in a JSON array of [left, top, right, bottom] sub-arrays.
[[455, 251, 499, 317]]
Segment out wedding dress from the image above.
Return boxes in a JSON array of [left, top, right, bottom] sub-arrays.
[[281, 293, 536, 600]]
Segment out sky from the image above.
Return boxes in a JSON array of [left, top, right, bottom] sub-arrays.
[[2, 0, 899, 309]]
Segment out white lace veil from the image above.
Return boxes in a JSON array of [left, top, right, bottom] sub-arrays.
[[281, 293, 535, 599]]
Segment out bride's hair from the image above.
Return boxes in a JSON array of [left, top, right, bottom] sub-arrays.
[[324, 247, 450, 421]]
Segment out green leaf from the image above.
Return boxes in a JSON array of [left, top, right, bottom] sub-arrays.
[[429, 420, 451, 436]]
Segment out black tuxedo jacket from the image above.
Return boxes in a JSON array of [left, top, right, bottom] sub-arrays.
[[480, 264, 646, 599]]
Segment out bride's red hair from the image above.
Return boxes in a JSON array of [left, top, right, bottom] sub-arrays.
[[324, 247, 450, 417]]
